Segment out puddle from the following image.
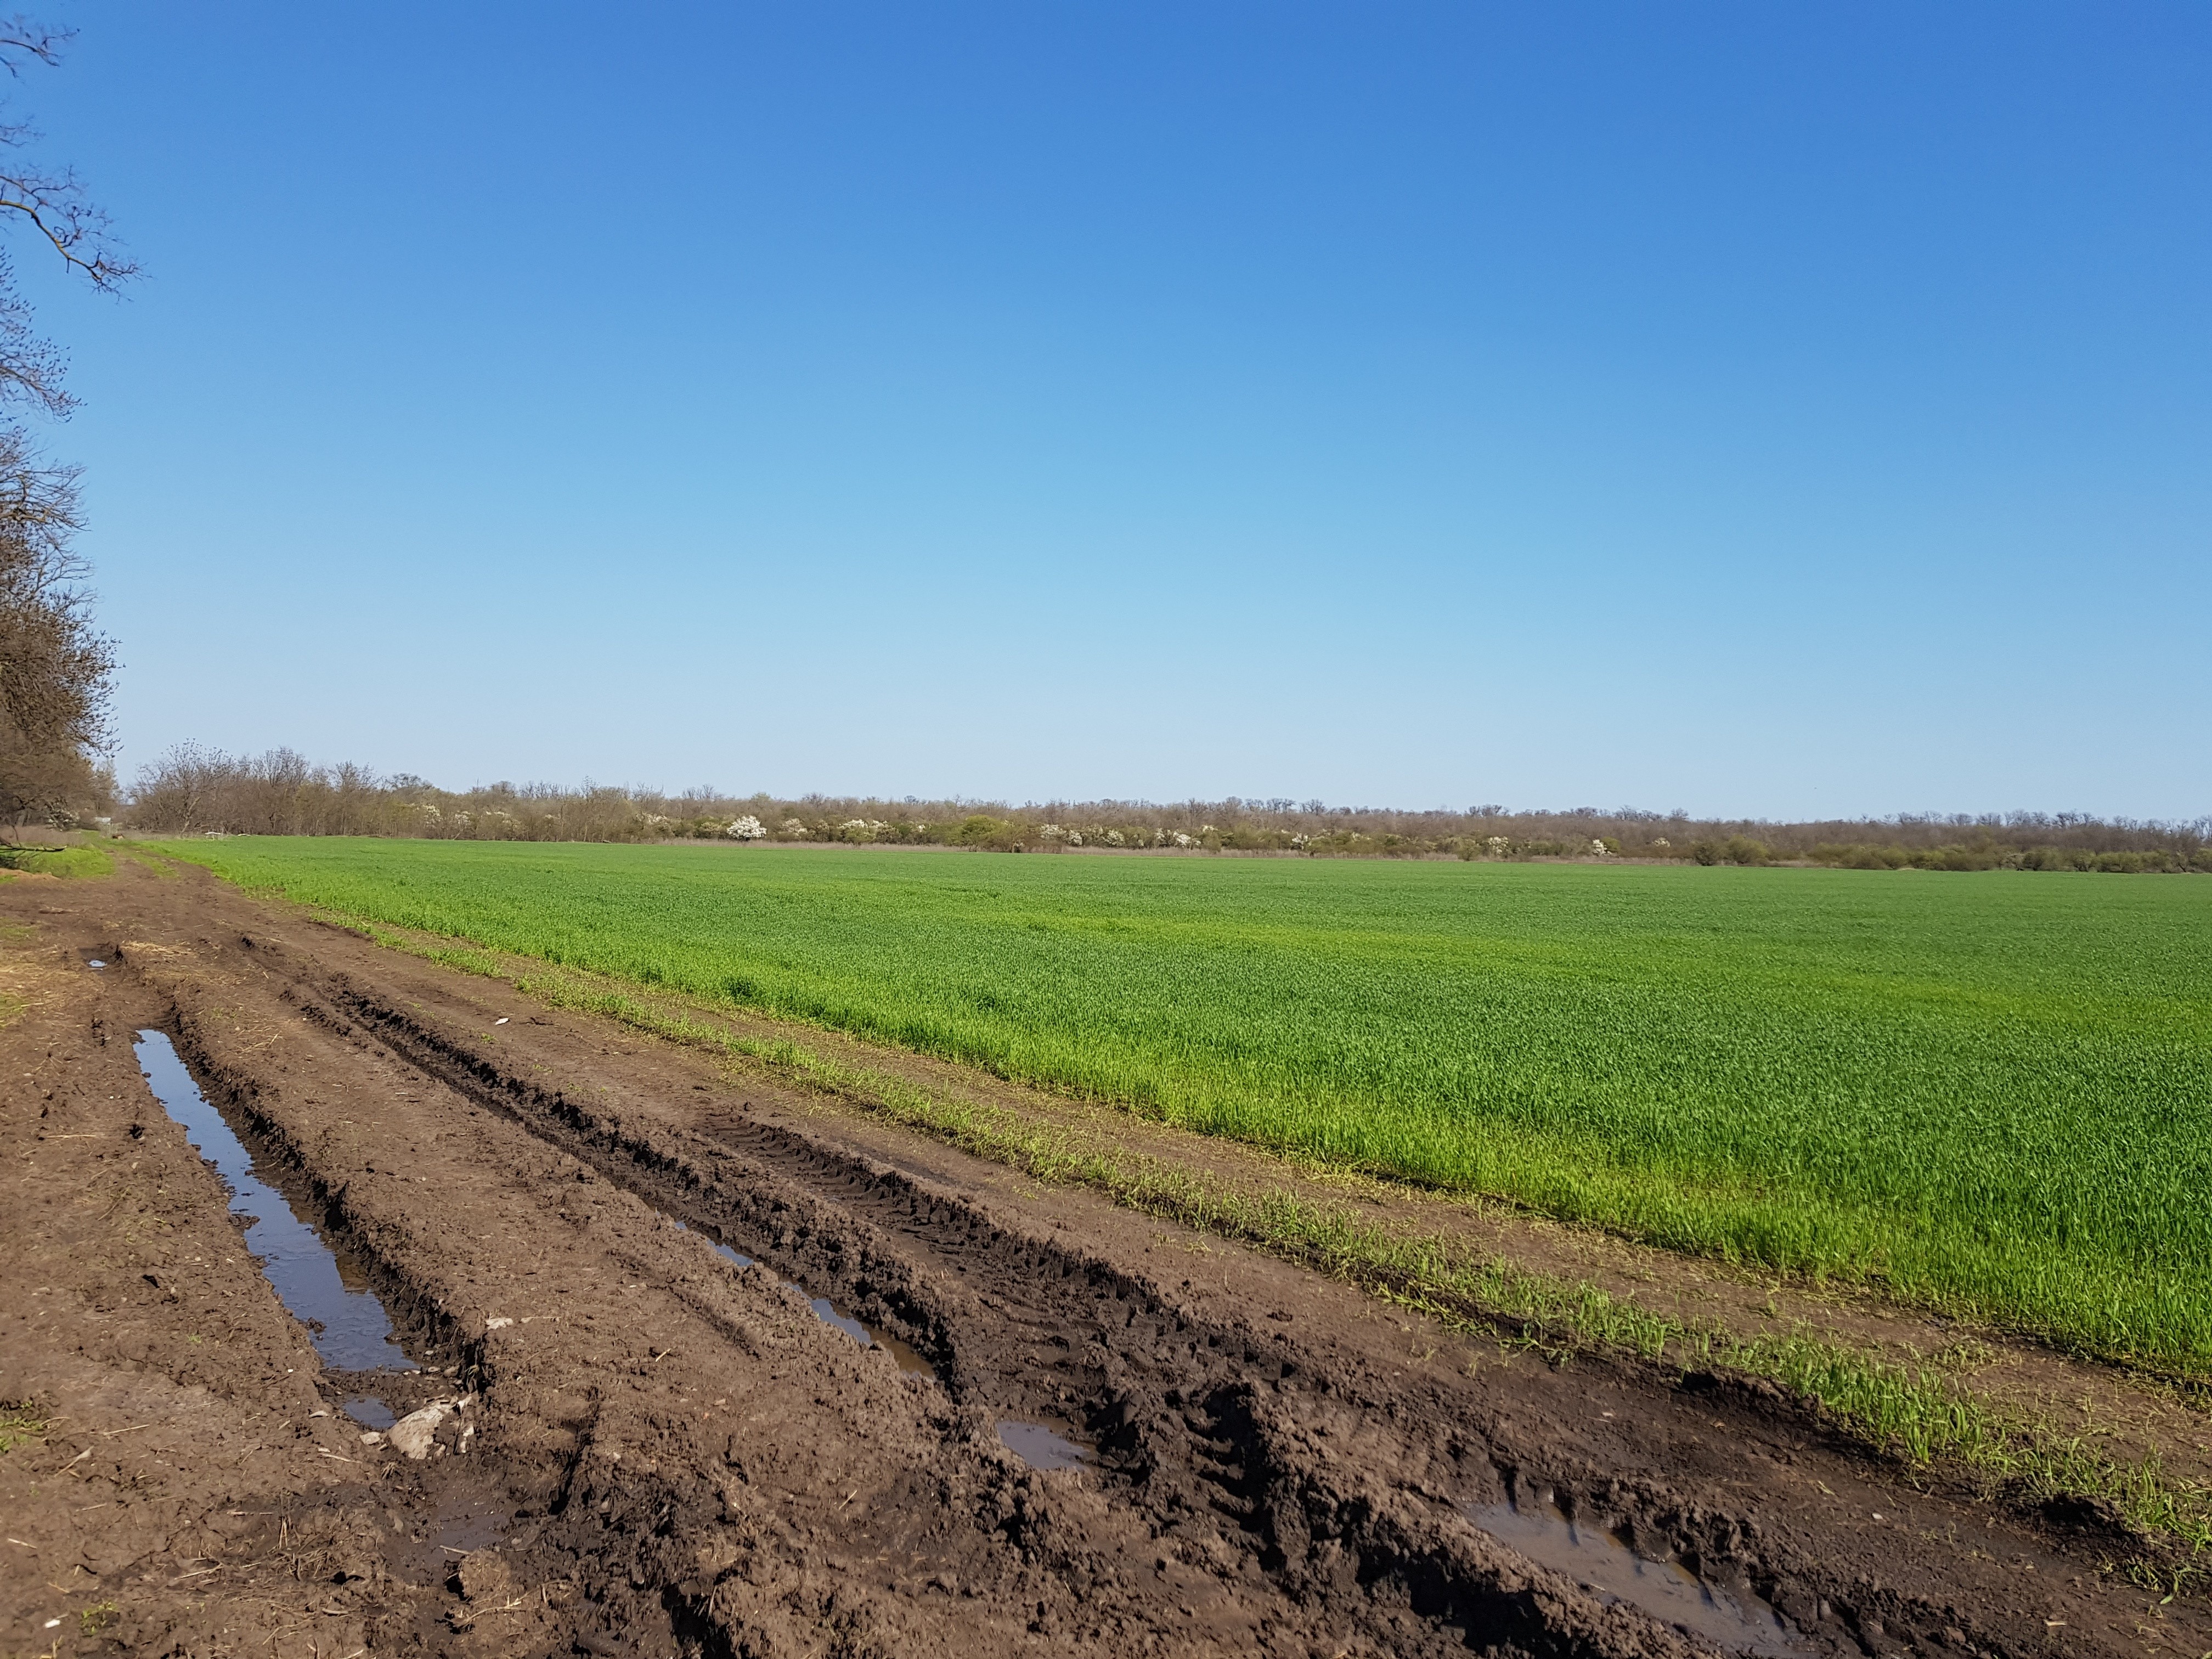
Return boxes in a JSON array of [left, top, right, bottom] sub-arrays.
[[134, 1030, 420, 1374], [807, 1295, 877, 1346], [997, 1419, 1093, 1472], [675, 1220, 934, 1372], [344, 1396, 398, 1431], [1465, 1491, 1809, 1656]]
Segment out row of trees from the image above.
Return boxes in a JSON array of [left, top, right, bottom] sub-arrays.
[[0, 19, 132, 835], [119, 744, 2212, 872]]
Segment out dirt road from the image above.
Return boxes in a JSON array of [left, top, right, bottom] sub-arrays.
[[2, 858, 2201, 1657]]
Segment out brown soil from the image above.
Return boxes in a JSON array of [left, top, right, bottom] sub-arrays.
[[2, 857, 2204, 1658]]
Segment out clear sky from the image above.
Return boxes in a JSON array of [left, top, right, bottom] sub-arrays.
[[18, 3, 2211, 819]]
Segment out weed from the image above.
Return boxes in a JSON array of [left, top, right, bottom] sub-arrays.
[[0, 1401, 47, 1452]]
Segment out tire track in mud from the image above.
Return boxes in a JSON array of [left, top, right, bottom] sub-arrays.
[[142, 961, 1067, 1657]]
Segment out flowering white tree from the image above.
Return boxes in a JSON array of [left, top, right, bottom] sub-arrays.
[[726, 815, 766, 840]]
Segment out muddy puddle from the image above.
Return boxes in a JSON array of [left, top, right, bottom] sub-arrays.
[[1465, 1489, 1810, 1657], [134, 1029, 421, 1409], [996, 1419, 1092, 1471], [672, 1218, 934, 1373]]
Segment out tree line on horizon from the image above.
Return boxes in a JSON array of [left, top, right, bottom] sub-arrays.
[[106, 742, 2212, 874]]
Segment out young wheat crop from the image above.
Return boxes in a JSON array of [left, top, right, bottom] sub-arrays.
[[159, 837, 2212, 1374]]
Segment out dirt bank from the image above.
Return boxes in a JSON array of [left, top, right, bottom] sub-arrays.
[[2, 858, 2202, 1657]]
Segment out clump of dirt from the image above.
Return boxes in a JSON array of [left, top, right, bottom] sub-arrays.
[[2, 856, 2204, 1657]]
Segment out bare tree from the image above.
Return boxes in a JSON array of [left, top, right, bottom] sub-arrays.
[[0, 14, 133, 835]]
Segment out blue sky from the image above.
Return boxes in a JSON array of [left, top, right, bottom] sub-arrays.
[[18, 3, 2211, 817]]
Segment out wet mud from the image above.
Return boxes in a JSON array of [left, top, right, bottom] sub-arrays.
[[3, 857, 2205, 1658], [672, 1217, 930, 1372], [1464, 1490, 1808, 1658]]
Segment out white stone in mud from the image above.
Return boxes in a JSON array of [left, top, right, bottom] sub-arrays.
[[387, 1401, 455, 1460]]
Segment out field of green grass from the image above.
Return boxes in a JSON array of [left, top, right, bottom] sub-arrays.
[[157, 838, 2212, 1374]]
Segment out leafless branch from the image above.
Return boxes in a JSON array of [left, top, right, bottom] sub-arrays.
[[0, 17, 138, 294], [0, 250, 69, 414], [0, 163, 137, 291], [0, 16, 70, 75]]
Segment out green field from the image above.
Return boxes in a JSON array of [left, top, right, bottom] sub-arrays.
[[160, 838, 2212, 1373]]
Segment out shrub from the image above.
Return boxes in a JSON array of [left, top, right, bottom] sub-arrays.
[[1812, 843, 1901, 870], [950, 815, 1006, 846], [2092, 850, 2154, 874]]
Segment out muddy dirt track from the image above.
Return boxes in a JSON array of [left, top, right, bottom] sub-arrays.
[[3, 859, 2204, 1657]]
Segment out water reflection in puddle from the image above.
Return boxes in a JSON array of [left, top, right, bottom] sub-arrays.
[[344, 1396, 398, 1431], [675, 1221, 933, 1373], [1465, 1492, 1809, 1657], [134, 1030, 420, 1374], [806, 1295, 879, 1346], [997, 1419, 1092, 1472]]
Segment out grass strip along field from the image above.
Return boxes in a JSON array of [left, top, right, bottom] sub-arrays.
[[159, 838, 2212, 1378], [0, 842, 114, 879]]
